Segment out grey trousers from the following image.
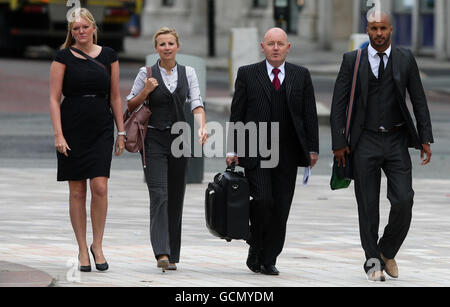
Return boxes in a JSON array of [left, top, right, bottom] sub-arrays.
[[143, 128, 188, 263], [353, 128, 414, 273]]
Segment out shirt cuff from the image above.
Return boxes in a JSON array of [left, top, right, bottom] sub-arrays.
[[126, 92, 137, 102], [190, 98, 204, 112]]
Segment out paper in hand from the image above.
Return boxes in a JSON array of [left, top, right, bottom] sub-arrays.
[[303, 167, 311, 186]]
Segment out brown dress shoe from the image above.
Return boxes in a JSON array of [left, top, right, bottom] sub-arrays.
[[367, 271, 386, 282], [381, 254, 399, 278]]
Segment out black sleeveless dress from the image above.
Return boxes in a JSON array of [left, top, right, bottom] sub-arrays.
[[54, 47, 118, 181]]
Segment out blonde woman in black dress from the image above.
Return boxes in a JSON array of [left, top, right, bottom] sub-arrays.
[[49, 8, 125, 272]]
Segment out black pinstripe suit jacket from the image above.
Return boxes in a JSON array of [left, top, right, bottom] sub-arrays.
[[229, 60, 319, 170]]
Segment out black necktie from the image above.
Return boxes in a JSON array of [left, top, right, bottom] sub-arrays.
[[377, 52, 386, 79]]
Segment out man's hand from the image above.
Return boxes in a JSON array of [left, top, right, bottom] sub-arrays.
[[310, 153, 319, 169], [333, 146, 350, 167], [226, 155, 239, 167], [421, 144, 432, 166]]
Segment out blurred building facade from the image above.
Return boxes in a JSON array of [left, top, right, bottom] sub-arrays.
[[141, 0, 353, 46], [141, 0, 449, 60], [141, 0, 273, 38], [354, 0, 450, 60]]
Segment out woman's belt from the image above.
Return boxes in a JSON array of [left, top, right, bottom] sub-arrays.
[[65, 94, 108, 99]]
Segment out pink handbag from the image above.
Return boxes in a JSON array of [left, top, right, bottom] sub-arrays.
[[123, 67, 152, 168]]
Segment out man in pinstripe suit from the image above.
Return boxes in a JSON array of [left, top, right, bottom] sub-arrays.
[[226, 28, 319, 275]]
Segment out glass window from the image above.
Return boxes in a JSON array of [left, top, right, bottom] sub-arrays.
[[253, 0, 268, 8], [421, 14, 434, 47], [394, 15, 413, 46], [274, 0, 288, 7], [162, 0, 175, 7], [420, 0, 434, 11], [359, 0, 368, 32], [393, 0, 414, 11], [392, 0, 413, 46], [420, 0, 434, 47]]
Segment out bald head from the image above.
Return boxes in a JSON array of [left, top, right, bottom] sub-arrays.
[[367, 11, 392, 26], [263, 27, 288, 43], [261, 27, 291, 68]]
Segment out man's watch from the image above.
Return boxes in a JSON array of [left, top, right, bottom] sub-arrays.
[[117, 131, 127, 137]]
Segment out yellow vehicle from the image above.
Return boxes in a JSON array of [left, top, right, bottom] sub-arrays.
[[0, 0, 143, 53]]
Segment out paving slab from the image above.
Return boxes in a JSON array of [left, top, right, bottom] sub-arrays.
[[0, 261, 55, 287]]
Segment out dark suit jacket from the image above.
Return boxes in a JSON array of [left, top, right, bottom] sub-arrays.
[[229, 60, 319, 170], [331, 46, 434, 152]]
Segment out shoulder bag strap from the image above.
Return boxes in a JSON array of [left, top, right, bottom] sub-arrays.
[[146, 66, 152, 78], [345, 48, 362, 140], [144, 66, 152, 104], [70, 46, 109, 74], [139, 67, 153, 169]]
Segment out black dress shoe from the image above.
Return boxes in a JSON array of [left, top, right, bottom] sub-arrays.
[[90, 245, 109, 272], [246, 247, 261, 273], [261, 265, 279, 276]]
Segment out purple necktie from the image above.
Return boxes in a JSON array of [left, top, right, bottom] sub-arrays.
[[272, 68, 281, 91]]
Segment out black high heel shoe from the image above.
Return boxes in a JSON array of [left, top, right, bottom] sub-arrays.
[[90, 245, 109, 272], [78, 254, 91, 272]]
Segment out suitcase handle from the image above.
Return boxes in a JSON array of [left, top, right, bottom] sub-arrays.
[[214, 173, 223, 184], [226, 162, 236, 173], [214, 163, 235, 184]]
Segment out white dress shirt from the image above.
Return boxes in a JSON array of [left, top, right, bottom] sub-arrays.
[[266, 61, 286, 84], [368, 44, 391, 79], [126, 64, 204, 112]]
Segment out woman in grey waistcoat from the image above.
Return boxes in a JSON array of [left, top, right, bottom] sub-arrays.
[[126, 27, 208, 272]]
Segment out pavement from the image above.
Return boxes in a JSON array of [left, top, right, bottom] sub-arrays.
[[1, 167, 450, 287], [0, 261, 55, 287]]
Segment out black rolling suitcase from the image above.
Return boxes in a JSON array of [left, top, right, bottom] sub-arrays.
[[205, 164, 250, 242]]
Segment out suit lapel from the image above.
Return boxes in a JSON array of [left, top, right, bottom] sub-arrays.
[[256, 61, 273, 103], [284, 63, 294, 105], [391, 47, 404, 99], [359, 47, 369, 109]]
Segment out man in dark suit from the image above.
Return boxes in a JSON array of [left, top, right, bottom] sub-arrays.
[[331, 12, 433, 282], [226, 28, 319, 275]]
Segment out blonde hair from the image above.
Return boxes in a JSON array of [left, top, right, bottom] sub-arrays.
[[153, 27, 180, 48], [61, 8, 97, 49]]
